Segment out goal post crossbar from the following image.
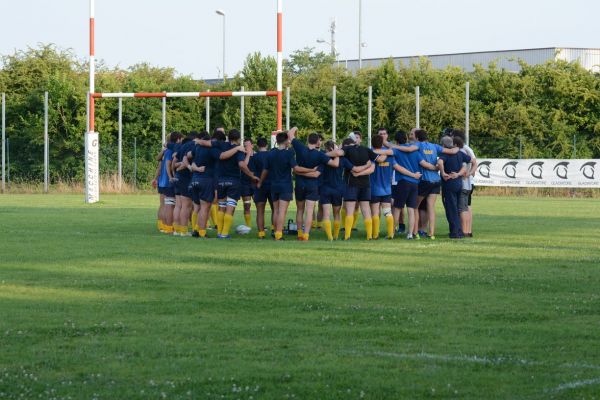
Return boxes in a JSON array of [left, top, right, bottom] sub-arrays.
[[92, 91, 279, 99]]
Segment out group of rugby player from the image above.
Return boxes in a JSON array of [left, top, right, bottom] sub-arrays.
[[153, 125, 477, 241]]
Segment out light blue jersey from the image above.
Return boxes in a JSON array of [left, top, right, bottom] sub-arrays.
[[371, 151, 396, 196], [417, 142, 443, 182]]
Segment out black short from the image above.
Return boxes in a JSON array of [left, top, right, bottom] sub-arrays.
[[176, 178, 192, 199], [189, 178, 215, 204], [320, 186, 343, 206], [240, 183, 254, 198], [394, 180, 419, 209], [253, 186, 272, 203], [418, 180, 441, 197], [271, 189, 293, 202], [217, 179, 241, 201], [419, 198, 428, 210], [468, 185, 475, 206], [344, 185, 371, 202], [158, 186, 175, 197], [370, 195, 392, 204], [295, 183, 319, 202]]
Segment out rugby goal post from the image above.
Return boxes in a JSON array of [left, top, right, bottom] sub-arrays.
[[85, 0, 284, 203]]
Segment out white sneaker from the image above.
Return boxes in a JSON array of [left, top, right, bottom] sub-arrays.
[[406, 234, 414, 240]]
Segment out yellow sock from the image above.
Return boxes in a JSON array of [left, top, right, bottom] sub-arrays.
[[191, 213, 198, 231], [323, 220, 333, 241], [180, 224, 189, 234], [217, 210, 225, 235], [341, 208, 346, 223], [173, 223, 180, 233], [298, 231, 304, 239], [210, 204, 218, 227], [352, 210, 360, 229], [344, 215, 354, 240], [386, 215, 394, 238], [333, 220, 341, 240], [164, 225, 174, 233], [311, 220, 317, 229], [244, 213, 251, 227], [222, 214, 234, 236], [364, 218, 373, 240], [258, 231, 266, 239], [199, 229, 207, 238], [275, 231, 283, 240], [372, 215, 380, 239], [303, 232, 310, 241], [271, 224, 275, 230]]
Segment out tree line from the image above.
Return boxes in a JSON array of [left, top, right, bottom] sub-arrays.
[[1, 44, 599, 186]]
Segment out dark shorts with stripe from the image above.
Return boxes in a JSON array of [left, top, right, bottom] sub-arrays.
[[253, 185, 272, 203], [176, 177, 192, 199], [217, 178, 241, 201], [158, 186, 175, 197], [189, 178, 215, 204]]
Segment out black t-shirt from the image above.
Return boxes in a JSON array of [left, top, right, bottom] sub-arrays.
[[343, 145, 379, 188]]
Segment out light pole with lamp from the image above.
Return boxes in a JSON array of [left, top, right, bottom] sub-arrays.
[[216, 9, 226, 82]]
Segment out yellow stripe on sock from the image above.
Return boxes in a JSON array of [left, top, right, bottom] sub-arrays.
[[323, 220, 333, 241]]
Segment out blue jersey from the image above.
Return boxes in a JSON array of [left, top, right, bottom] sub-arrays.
[[370, 152, 396, 196], [214, 141, 245, 180], [439, 151, 471, 191], [250, 150, 271, 187], [265, 148, 297, 193], [323, 157, 353, 192], [158, 148, 173, 188], [241, 153, 253, 186], [291, 139, 331, 188], [394, 145, 425, 185], [174, 141, 194, 180], [191, 144, 219, 181], [417, 142, 444, 182]]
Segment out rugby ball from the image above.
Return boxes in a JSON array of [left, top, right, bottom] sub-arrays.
[[235, 225, 252, 235]]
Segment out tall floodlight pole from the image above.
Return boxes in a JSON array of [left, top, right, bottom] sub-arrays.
[[86, 0, 99, 203], [358, 0, 362, 69], [216, 10, 226, 82]]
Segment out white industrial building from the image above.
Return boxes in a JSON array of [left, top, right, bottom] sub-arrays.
[[341, 47, 600, 73]]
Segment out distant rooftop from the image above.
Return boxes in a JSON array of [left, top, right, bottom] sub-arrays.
[[339, 47, 600, 73]]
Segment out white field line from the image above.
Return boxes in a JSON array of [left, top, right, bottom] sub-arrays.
[[350, 350, 600, 370], [550, 377, 600, 392]]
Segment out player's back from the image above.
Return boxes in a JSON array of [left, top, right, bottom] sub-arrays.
[[267, 148, 295, 186], [214, 141, 243, 180]]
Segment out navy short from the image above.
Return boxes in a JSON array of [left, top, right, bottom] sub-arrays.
[[176, 177, 192, 199], [253, 186, 272, 203], [189, 178, 215, 204], [241, 183, 254, 198], [370, 195, 392, 204], [344, 185, 371, 202], [217, 178, 241, 201], [320, 186, 343, 206], [394, 180, 419, 209], [418, 180, 441, 197], [158, 186, 175, 197], [295, 182, 320, 202], [271, 189, 293, 202]]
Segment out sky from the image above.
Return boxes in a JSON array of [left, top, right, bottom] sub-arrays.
[[1, 0, 598, 80]]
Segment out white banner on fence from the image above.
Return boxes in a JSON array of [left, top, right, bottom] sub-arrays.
[[473, 159, 600, 188], [85, 132, 100, 203]]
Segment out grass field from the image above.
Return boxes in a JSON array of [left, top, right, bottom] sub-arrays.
[[1, 194, 599, 399]]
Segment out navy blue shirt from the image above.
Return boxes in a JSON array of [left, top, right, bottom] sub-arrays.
[[250, 150, 271, 188], [213, 141, 245, 180], [291, 139, 331, 188], [323, 157, 353, 192], [191, 144, 219, 182], [439, 151, 471, 191], [175, 141, 195, 180], [240, 153, 253, 186], [265, 148, 297, 193]]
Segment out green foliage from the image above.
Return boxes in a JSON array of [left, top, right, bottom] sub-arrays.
[[1, 45, 599, 185]]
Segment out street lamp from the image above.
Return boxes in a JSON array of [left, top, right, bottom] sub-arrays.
[[316, 39, 339, 66], [216, 9, 226, 82]]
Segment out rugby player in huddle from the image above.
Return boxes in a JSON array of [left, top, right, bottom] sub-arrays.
[[154, 126, 476, 240]]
